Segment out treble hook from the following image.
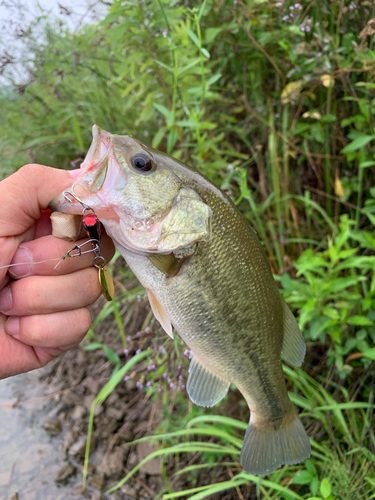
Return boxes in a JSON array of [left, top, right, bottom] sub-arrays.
[[63, 182, 93, 212]]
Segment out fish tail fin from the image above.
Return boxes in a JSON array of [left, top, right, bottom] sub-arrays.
[[240, 407, 311, 475]]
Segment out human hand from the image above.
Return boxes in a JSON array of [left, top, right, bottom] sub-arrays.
[[0, 164, 115, 379]]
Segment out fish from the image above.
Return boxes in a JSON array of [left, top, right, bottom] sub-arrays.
[[51, 124, 311, 475]]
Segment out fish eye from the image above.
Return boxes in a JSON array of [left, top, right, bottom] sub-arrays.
[[130, 153, 154, 173]]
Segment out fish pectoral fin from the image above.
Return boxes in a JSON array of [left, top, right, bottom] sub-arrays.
[[148, 253, 182, 278], [281, 299, 306, 367], [187, 354, 229, 408], [145, 288, 174, 339]]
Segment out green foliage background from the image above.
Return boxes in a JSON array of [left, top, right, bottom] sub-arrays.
[[1, 0, 375, 498]]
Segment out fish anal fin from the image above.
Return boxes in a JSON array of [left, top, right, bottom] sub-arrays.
[[241, 407, 311, 475], [148, 253, 182, 278], [145, 288, 174, 339], [187, 354, 229, 408], [281, 299, 306, 367]]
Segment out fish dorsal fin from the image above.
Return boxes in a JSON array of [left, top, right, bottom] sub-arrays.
[[281, 299, 306, 367], [187, 354, 229, 408], [148, 253, 182, 278], [145, 288, 174, 339]]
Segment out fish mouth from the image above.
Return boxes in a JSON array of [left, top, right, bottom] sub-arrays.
[[81, 125, 111, 176], [49, 125, 113, 215]]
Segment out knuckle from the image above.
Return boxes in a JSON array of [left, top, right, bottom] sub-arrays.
[[18, 164, 45, 180]]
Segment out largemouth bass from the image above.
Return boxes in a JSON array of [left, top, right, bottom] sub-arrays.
[[51, 125, 311, 475]]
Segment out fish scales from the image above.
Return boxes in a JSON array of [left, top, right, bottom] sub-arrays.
[[123, 187, 287, 418], [51, 125, 311, 475]]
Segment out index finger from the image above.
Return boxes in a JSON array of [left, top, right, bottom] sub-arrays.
[[0, 164, 75, 237], [8, 232, 115, 278]]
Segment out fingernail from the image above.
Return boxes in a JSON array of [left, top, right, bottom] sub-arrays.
[[9, 247, 32, 278], [0, 286, 12, 312], [5, 317, 19, 336]]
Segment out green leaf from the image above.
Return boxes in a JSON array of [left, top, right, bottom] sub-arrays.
[[258, 31, 272, 46], [348, 316, 373, 326], [206, 73, 222, 86], [153, 103, 172, 122], [201, 47, 210, 58], [310, 476, 320, 495], [294, 470, 313, 485], [363, 347, 375, 360], [206, 27, 223, 43], [186, 29, 200, 49], [167, 128, 177, 153], [320, 114, 337, 123], [154, 60, 173, 73], [359, 160, 375, 168], [322, 276, 364, 293], [152, 126, 167, 148], [103, 345, 120, 365], [176, 120, 216, 129], [83, 342, 103, 351], [198, 0, 209, 19], [178, 58, 201, 75], [337, 248, 358, 259], [341, 135, 375, 154], [176, 120, 199, 127], [100, 10, 123, 25], [320, 478, 332, 498]]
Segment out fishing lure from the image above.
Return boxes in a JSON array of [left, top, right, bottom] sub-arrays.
[[61, 186, 115, 301]]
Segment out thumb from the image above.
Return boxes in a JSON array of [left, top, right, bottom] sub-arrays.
[[0, 164, 76, 237]]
